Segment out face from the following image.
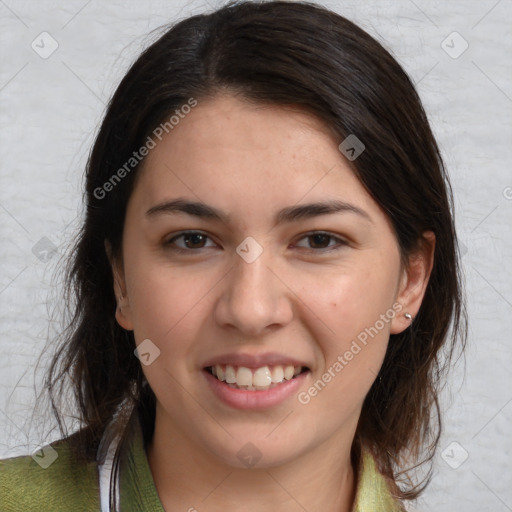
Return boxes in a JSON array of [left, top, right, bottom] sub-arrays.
[[112, 94, 432, 469]]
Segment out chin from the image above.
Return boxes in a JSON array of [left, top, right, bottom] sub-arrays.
[[200, 429, 310, 470]]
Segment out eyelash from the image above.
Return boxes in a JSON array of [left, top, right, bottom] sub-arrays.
[[164, 231, 348, 255]]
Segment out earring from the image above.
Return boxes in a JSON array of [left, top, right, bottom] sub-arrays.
[[404, 312, 412, 320]]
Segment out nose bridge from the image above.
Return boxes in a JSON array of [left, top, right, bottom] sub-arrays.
[[215, 241, 292, 334]]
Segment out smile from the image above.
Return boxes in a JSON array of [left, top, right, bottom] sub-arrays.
[[206, 364, 307, 391]]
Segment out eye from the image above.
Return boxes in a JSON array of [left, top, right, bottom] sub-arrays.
[[164, 231, 217, 253], [164, 230, 348, 255], [294, 232, 348, 253]]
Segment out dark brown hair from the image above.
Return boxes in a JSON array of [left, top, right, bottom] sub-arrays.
[[45, 0, 466, 503]]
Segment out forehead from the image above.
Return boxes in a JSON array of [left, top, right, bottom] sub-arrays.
[[129, 94, 379, 222]]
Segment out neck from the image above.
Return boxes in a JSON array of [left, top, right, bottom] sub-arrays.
[[147, 412, 356, 512]]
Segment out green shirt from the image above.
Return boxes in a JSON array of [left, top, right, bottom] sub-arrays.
[[1, 420, 404, 511]]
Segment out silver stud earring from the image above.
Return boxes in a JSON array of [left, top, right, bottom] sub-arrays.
[[404, 312, 412, 320]]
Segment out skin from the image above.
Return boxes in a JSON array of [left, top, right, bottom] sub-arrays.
[[110, 94, 434, 512]]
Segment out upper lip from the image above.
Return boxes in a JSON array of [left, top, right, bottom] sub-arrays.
[[202, 352, 310, 370]]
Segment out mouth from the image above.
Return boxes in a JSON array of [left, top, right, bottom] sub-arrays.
[[205, 364, 310, 392]]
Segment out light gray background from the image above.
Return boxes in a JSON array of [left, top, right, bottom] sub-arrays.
[[1, 1, 511, 510]]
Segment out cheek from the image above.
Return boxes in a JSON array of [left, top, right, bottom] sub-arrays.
[[301, 262, 397, 340], [300, 261, 397, 398], [124, 257, 213, 349], [300, 279, 393, 427]]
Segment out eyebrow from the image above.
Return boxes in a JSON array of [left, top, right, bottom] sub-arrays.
[[145, 198, 372, 225]]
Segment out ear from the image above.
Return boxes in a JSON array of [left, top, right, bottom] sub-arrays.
[[390, 231, 435, 334], [105, 240, 134, 331]]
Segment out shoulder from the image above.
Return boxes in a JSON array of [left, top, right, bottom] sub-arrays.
[[353, 447, 406, 512], [0, 434, 100, 512]]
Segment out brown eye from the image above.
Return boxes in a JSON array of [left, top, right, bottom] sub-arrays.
[[165, 231, 216, 252], [181, 233, 207, 249], [294, 232, 347, 253], [308, 233, 332, 249]]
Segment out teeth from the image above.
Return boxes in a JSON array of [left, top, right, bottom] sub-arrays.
[[284, 365, 295, 380], [271, 366, 284, 383], [236, 367, 253, 387], [215, 365, 224, 382], [211, 364, 304, 391], [225, 365, 236, 384], [253, 367, 272, 387]]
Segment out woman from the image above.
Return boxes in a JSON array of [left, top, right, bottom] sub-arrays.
[[0, 1, 466, 510]]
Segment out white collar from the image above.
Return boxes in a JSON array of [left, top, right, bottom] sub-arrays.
[[97, 423, 122, 512]]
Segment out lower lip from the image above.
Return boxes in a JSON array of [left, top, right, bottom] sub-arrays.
[[203, 369, 309, 410]]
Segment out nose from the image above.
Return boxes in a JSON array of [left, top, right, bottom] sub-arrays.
[[214, 247, 293, 337]]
